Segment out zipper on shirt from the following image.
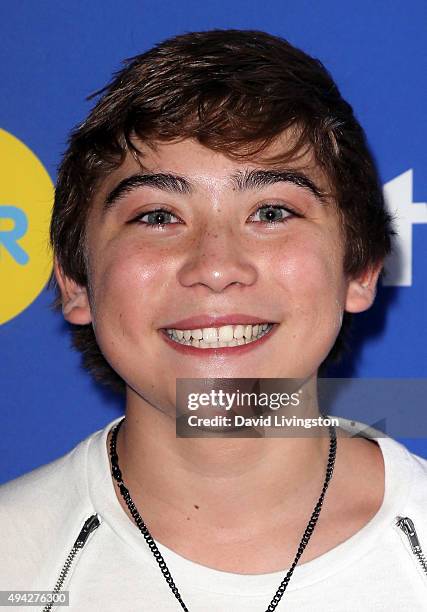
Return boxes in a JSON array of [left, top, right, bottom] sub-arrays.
[[41, 514, 100, 612], [396, 516, 427, 578]]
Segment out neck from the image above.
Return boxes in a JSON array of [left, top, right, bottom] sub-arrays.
[[112, 378, 332, 532]]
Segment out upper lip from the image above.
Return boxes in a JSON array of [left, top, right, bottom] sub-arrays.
[[161, 314, 275, 330]]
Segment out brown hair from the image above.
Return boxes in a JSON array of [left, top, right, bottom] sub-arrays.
[[48, 29, 394, 395]]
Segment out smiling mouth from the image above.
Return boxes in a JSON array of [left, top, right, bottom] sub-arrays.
[[162, 322, 274, 349]]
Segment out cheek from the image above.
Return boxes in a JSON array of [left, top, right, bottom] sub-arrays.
[[272, 231, 346, 329], [89, 242, 168, 341]]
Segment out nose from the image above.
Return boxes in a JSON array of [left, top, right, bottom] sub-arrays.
[[177, 225, 258, 293]]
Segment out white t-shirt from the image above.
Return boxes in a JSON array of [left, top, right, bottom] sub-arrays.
[[1, 416, 427, 611]]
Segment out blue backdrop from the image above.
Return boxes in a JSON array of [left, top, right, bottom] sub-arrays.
[[1, 0, 426, 484]]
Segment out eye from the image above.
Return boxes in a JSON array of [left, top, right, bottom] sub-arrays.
[[130, 207, 181, 227], [129, 203, 300, 227], [249, 204, 299, 224]]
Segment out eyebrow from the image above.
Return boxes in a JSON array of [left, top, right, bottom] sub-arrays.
[[102, 168, 327, 215], [232, 168, 327, 201], [103, 173, 192, 213]]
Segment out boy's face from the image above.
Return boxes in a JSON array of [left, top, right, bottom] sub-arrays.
[[57, 136, 379, 414]]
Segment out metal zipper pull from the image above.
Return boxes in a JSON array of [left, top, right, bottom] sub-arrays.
[[396, 516, 427, 577], [73, 514, 100, 548], [42, 514, 100, 612]]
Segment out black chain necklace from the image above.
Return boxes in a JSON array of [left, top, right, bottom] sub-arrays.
[[109, 417, 337, 611]]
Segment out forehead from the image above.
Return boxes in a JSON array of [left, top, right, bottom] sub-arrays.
[[91, 134, 334, 209]]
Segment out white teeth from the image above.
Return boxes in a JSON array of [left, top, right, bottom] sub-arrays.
[[218, 325, 234, 342], [233, 325, 244, 339], [165, 322, 274, 349], [202, 327, 218, 343]]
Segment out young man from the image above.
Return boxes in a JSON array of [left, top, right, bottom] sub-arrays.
[[1, 29, 427, 611]]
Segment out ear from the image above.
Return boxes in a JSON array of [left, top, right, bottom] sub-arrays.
[[345, 263, 383, 314], [54, 257, 92, 325]]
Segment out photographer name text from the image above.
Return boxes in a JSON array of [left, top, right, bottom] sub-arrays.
[[187, 415, 339, 429]]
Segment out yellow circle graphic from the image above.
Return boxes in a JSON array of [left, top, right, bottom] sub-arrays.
[[0, 129, 54, 325]]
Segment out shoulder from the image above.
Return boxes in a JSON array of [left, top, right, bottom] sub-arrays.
[[373, 433, 427, 548], [337, 417, 427, 537], [0, 428, 97, 589], [0, 432, 90, 511], [399, 441, 427, 508]]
